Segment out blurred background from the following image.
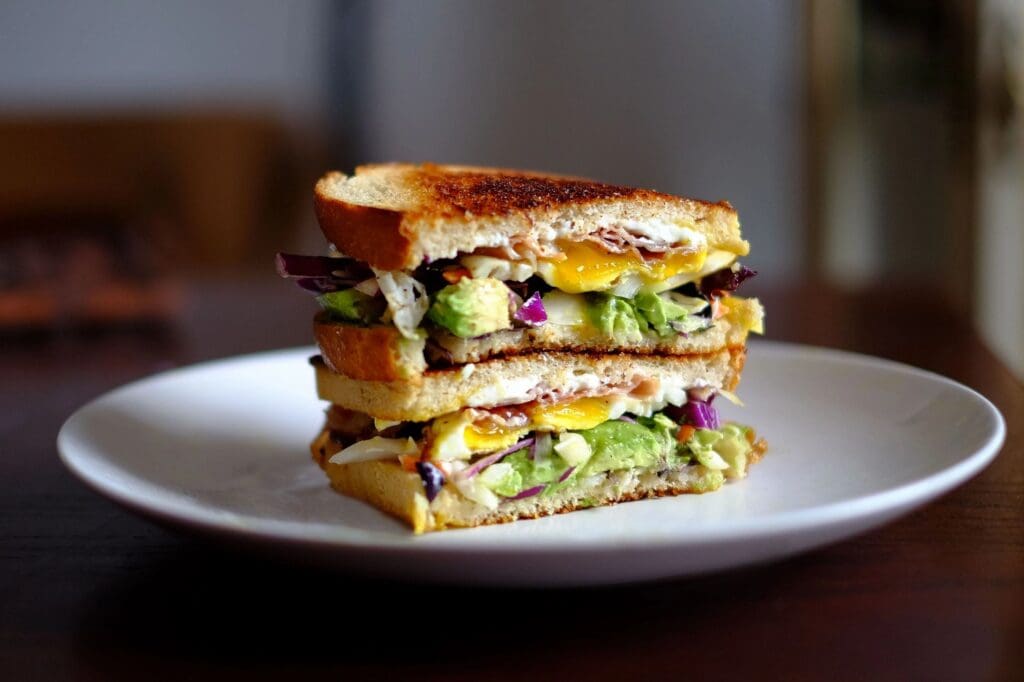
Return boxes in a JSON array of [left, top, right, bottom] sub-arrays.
[[1, 0, 1021, 378]]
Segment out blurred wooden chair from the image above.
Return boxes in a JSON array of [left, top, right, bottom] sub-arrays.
[[0, 112, 312, 328]]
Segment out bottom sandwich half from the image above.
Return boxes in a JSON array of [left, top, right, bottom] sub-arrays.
[[310, 347, 765, 533]]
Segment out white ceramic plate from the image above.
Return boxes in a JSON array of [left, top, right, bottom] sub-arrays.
[[58, 342, 1005, 586]]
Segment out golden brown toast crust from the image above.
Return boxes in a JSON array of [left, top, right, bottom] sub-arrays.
[[314, 163, 738, 270], [411, 164, 727, 216], [727, 346, 747, 392], [314, 196, 410, 271], [313, 313, 424, 382]]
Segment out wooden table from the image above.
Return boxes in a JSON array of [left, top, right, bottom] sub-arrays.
[[2, 275, 1021, 680]]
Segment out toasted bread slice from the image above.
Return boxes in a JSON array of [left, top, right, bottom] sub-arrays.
[[314, 164, 748, 270], [314, 346, 746, 422], [311, 429, 767, 533], [313, 313, 427, 382]]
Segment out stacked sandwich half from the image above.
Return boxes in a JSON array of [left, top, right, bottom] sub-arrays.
[[278, 163, 765, 533]]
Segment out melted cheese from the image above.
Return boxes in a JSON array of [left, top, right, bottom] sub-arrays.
[[529, 397, 611, 431]]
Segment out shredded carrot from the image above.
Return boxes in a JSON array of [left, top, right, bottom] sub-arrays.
[[745, 428, 756, 444], [398, 455, 420, 472], [442, 267, 471, 284], [677, 425, 697, 443]]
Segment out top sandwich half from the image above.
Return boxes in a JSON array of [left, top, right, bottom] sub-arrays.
[[278, 163, 763, 382], [314, 163, 748, 270]]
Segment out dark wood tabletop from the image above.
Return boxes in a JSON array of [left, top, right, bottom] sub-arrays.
[[2, 274, 1021, 681]]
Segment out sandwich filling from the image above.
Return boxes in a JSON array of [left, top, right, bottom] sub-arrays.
[[278, 229, 762, 366], [313, 385, 761, 510]]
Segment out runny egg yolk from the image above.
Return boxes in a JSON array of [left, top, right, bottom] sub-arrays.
[[444, 397, 615, 457], [529, 397, 611, 431], [462, 422, 527, 453], [539, 240, 707, 294]]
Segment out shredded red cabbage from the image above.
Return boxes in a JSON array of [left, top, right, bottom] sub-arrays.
[[415, 461, 445, 502], [511, 485, 546, 500], [558, 466, 576, 482], [295, 277, 343, 294], [699, 265, 757, 299], [275, 252, 372, 291], [491, 436, 535, 460], [513, 292, 547, 327], [457, 437, 535, 480], [680, 400, 720, 430], [618, 415, 637, 423], [275, 253, 335, 278]]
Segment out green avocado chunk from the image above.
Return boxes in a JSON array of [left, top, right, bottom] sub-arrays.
[[690, 468, 726, 492], [713, 424, 754, 477], [427, 277, 512, 338], [681, 423, 754, 478], [477, 462, 524, 497], [633, 291, 690, 336], [473, 416, 754, 499], [502, 448, 569, 491], [587, 294, 648, 342], [578, 420, 665, 476], [316, 289, 386, 324], [586, 291, 709, 339]]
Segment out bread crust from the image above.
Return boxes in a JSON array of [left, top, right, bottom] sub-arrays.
[[727, 345, 747, 392], [314, 164, 746, 270], [313, 313, 426, 382], [314, 181, 412, 271]]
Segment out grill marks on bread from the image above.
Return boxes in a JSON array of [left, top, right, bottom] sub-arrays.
[[314, 164, 743, 270], [420, 168, 662, 216]]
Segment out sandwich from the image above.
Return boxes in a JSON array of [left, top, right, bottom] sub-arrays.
[[279, 163, 765, 533]]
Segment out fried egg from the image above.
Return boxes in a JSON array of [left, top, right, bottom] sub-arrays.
[[535, 240, 708, 294]]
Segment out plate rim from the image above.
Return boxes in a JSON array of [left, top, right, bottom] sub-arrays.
[[57, 341, 1007, 554]]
